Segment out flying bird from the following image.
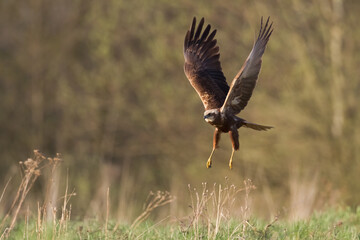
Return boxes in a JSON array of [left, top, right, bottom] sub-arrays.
[[183, 17, 274, 169]]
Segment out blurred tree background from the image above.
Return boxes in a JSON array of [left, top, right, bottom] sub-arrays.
[[0, 0, 359, 222]]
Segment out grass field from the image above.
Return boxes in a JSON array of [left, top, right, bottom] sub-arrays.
[[6, 208, 360, 240], [1, 152, 360, 239]]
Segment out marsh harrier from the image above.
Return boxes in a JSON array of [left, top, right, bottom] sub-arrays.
[[183, 17, 273, 169]]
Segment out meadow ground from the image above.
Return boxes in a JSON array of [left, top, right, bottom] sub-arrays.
[[1, 152, 360, 240], [6, 208, 360, 240]]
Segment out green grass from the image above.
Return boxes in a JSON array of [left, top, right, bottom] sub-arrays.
[[7, 208, 360, 240], [2, 152, 359, 239]]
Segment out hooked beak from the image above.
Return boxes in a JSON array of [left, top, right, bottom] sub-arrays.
[[204, 115, 213, 123]]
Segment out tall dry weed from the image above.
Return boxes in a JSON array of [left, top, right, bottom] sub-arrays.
[[0, 150, 46, 238], [182, 179, 256, 239], [0, 150, 70, 239], [130, 191, 175, 230]]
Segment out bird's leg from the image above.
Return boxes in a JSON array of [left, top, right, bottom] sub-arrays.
[[207, 128, 221, 168], [206, 148, 215, 168], [229, 147, 235, 170], [229, 128, 239, 170]]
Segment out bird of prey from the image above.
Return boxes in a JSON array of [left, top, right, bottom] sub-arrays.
[[183, 17, 273, 169]]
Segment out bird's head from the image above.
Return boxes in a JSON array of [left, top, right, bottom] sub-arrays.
[[204, 109, 220, 124]]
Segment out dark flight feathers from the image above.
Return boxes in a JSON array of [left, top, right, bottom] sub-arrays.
[[184, 17, 229, 110], [221, 17, 273, 115], [183, 16, 273, 114]]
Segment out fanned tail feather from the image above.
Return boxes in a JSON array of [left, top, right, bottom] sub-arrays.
[[243, 121, 273, 131]]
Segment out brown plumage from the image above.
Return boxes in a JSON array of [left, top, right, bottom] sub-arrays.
[[183, 16, 274, 169]]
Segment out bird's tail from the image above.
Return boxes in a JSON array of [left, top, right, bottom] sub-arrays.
[[242, 121, 273, 131]]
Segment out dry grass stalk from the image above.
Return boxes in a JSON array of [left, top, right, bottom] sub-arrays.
[[105, 187, 109, 240], [240, 179, 255, 236], [43, 154, 62, 223], [36, 153, 62, 239], [51, 206, 58, 240], [56, 169, 76, 239], [37, 202, 42, 239], [184, 179, 256, 240], [0, 150, 67, 239], [135, 215, 171, 240], [130, 191, 175, 230], [0, 150, 46, 239], [24, 205, 29, 240], [186, 183, 212, 237], [263, 215, 279, 236], [0, 178, 12, 206]]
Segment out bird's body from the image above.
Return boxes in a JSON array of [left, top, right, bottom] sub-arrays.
[[183, 17, 274, 169]]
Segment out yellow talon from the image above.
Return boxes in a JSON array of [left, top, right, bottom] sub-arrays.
[[229, 148, 235, 170], [206, 148, 215, 168], [206, 159, 212, 168]]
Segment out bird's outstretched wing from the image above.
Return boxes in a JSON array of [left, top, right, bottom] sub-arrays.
[[184, 17, 229, 110], [221, 17, 273, 115]]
